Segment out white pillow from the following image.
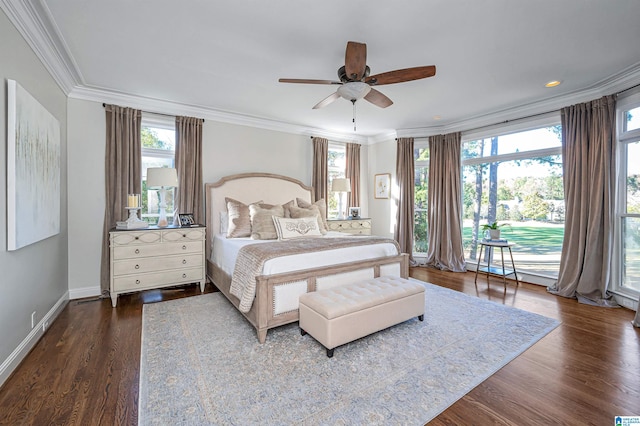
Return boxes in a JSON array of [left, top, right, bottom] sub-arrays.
[[272, 216, 323, 240], [219, 212, 228, 235]]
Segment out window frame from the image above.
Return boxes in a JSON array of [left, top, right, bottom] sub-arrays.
[[327, 142, 346, 218], [140, 113, 176, 224], [613, 89, 640, 299], [413, 140, 429, 256], [460, 113, 563, 280]]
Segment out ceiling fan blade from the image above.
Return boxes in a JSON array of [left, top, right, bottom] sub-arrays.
[[345, 41, 367, 81], [364, 88, 393, 108], [279, 78, 341, 85], [312, 92, 341, 109], [365, 65, 436, 86]]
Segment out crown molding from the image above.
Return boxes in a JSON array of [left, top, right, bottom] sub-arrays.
[[69, 85, 370, 144], [397, 61, 640, 139], [0, 0, 82, 94], [6, 0, 640, 145]]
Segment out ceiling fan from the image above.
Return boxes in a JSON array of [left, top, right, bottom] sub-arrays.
[[279, 41, 436, 109]]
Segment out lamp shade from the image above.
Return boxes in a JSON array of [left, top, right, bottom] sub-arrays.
[[331, 178, 351, 192], [147, 167, 178, 188]]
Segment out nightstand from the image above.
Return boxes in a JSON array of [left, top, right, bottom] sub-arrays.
[[327, 218, 372, 235], [109, 225, 206, 307]]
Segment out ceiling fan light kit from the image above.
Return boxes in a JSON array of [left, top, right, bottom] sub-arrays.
[[337, 82, 371, 102]]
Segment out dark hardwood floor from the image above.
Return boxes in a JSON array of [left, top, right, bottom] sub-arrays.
[[1, 269, 638, 425]]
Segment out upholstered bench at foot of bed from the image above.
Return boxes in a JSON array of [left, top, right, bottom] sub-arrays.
[[298, 276, 425, 357]]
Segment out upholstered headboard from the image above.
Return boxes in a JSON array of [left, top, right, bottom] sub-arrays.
[[204, 173, 314, 259]]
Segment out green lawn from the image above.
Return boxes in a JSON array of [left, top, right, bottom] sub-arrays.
[[463, 222, 565, 256]]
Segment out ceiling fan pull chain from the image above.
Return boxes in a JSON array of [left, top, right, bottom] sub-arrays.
[[352, 99, 357, 132]]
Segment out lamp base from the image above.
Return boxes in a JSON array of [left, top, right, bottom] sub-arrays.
[[157, 207, 169, 227]]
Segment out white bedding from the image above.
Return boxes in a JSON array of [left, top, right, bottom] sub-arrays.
[[212, 232, 400, 277]]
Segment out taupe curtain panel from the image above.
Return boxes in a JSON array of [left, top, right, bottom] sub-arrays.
[[394, 137, 416, 264], [174, 116, 204, 226], [345, 142, 361, 210], [312, 137, 328, 202], [549, 95, 618, 307], [100, 105, 142, 293], [426, 132, 466, 272]]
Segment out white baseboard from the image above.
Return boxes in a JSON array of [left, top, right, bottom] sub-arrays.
[[0, 292, 69, 388], [69, 285, 101, 300]]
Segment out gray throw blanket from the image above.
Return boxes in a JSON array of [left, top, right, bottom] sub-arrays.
[[230, 237, 400, 312]]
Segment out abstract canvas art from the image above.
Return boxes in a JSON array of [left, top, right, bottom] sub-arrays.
[[7, 80, 60, 251]]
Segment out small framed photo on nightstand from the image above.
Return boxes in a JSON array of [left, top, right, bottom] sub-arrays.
[[349, 207, 361, 219], [178, 213, 195, 227]]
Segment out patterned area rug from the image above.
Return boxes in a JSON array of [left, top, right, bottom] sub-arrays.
[[139, 279, 559, 425]]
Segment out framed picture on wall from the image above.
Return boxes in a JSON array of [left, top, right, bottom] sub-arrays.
[[374, 173, 390, 199]]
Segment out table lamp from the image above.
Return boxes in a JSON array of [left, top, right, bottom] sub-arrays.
[[147, 167, 178, 227], [331, 178, 351, 220]]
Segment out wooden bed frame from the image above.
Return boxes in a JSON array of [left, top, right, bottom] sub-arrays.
[[205, 173, 409, 343]]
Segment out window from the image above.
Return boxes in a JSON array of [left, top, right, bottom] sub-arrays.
[[327, 144, 346, 218], [414, 142, 429, 254], [461, 121, 564, 278], [141, 115, 175, 225], [615, 95, 640, 296]]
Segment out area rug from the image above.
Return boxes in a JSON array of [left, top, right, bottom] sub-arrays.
[[139, 279, 559, 425]]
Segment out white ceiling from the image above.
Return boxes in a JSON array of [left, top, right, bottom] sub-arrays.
[[5, 0, 640, 141]]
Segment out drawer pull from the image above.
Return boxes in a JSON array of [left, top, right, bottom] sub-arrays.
[[183, 234, 187, 238], [182, 245, 187, 250], [182, 259, 187, 264], [136, 279, 140, 284], [182, 273, 187, 278], [135, 236, 139, 240], [135, 249, 140, 254], [135, 264, 140, 269]]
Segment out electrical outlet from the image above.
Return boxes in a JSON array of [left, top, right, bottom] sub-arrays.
[[31, 311, 36, 329]]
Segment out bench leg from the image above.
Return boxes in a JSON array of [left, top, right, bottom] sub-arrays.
[[326, 348, 334, 358], [300, 328, 307, 336], [418, 314, 424, 321]]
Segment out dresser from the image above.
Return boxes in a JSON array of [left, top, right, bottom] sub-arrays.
[[327, 218, 372, 235], [109, 226, 206, 307]]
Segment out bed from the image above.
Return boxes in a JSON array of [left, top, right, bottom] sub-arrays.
[[205, 172, 409, 343]]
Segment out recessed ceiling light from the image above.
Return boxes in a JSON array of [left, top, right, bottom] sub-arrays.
[[545, 80, 562, 88]]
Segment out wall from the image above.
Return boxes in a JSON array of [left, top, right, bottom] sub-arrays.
[[0, 9, 69, 385], [366, 138, 397, 239], [67, 99, 326, 296]]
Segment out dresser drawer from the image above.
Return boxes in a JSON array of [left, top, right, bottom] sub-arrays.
[[328, 219, 372, 235], [112, 240, 203, 260], [162, 228, 205, 242], [112, 253, 203, 276], [112, 267, 204, 292], [111, 230, 162, 246]]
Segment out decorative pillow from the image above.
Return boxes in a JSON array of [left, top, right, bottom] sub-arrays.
[[226, 197, 258, 238], [272, 216, 323, 240], [259, 200, 296, 218], [249, 203, 285, 240], [296, 198, 328, 232], [220, 211, 229, 235], [288, 204, 327, 235]]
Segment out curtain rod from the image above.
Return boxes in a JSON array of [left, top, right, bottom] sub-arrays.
[[102, 103, 204, 122]]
